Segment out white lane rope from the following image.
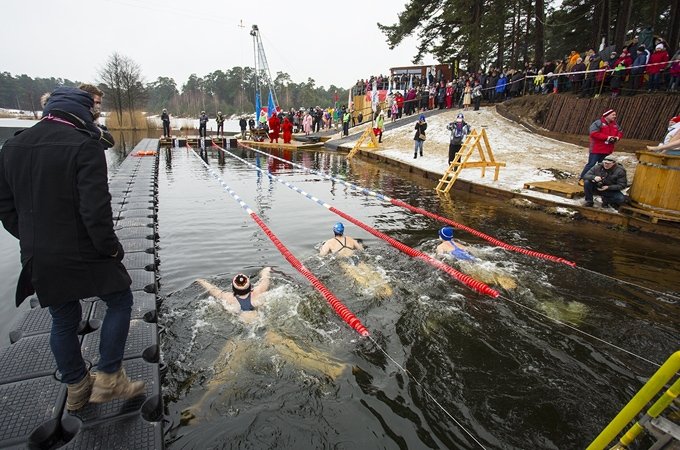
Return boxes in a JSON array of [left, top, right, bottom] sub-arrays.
[[366, 335, 489, 450], [576, 267, 680, 302], [498, 294, 662, 368]]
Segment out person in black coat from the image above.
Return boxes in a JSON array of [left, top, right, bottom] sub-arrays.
[[0, 86, 143, 411], [161, 108, 171, 137]]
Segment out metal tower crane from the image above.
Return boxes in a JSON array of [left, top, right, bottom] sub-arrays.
[[250, 25, 278, 112]]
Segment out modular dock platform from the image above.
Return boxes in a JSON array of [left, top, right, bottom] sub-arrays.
[[0, 138, 165, 449]]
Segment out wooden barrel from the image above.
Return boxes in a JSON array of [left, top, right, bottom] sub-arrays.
[[629, 151, 680, 217]]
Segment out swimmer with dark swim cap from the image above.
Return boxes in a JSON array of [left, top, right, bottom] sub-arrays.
[[319, 222, 363, 257], [197, 267, 271, 319], [436, 226, 475, 261]]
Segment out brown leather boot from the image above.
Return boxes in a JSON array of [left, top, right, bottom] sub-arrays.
[[89, 368, 145, 404], [66, 372, 94, 411]]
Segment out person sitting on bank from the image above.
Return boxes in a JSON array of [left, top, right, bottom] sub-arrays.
[[436, 226, 474, 261], [646, 115, 680, 155], [319, 222, 363, 257], [582, 155, 628, 209], [197, 267, 271, 320]]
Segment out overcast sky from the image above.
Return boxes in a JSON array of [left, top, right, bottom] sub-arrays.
[[1, 0, 435, 90]]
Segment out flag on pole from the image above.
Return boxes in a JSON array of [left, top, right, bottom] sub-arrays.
[[347, 86, 352, 109], [371, 79, 378, 112], [408, 74, 413, 90], [267, 90, 276, 118], [255, 91, 261, 118]]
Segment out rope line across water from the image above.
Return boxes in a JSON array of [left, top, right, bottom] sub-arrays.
[[367, 335, 489, 450], [187, 144, 369, 337], [238, 143, 575, 267], [214, 143, 498, 297]]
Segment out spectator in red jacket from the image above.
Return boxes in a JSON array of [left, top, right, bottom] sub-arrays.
[[579, 109, 623, 183], [647, 44, 669, 92]]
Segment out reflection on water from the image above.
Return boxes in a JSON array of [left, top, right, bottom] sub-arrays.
[[159, 145, 679, 449]]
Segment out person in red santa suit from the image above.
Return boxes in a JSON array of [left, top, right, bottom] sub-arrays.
[[282, 117, 293, 144], [268, 113, 281, 143]]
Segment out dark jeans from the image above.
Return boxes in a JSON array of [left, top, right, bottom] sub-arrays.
[[448, 142, 462, 164], [579, 153, 607, 179], [342, 122, 349, 136], [162, 122, 170, 137], [49, 288, 133, 384], [473, 96, 481, 111], [217, 123, 224, 135], [584, 180, 625, 206], [199, 124, 207, 137]]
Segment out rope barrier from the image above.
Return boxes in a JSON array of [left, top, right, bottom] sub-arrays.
[[186, 142, 369, 337], [366, 335, 489, 449], [213, 142, 499, 298], [238, 143, 575, 267], [498, 294, 662, 368], [577, 267, 680, 302]]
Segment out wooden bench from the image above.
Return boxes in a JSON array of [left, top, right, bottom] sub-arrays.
[[523, 180, 584, 199]]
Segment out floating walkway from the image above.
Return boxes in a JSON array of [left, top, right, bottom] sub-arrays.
[[0, 139, 164, 449]]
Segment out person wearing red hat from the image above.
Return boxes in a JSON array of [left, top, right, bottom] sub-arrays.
[[647, 116, 680, 155], [578, 109, 623, 184]]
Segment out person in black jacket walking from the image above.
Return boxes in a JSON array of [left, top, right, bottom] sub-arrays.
[[413, 114, 427, 159], [0, 87, 144, 412]]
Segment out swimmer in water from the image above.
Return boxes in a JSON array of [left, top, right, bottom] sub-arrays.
[[436, 226, 516, 290], [436, 226, 475, 260], [197, 267, 271, 323], [319, 222, 392, 298], [319, 222, 363, 257]]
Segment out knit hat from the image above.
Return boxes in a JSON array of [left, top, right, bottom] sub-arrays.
[[232, 274, 251, 296], [655, 43, 664, 50], [670, 116, 680, 124], [602, 109, 616, 119]]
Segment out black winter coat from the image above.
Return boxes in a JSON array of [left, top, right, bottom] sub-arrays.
[[0, 112, 131, 307]]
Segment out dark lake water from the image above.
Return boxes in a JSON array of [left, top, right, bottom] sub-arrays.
[[1, 129, 678, 449]]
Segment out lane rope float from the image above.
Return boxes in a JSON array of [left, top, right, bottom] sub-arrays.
[[186, 142, 369, 337], [212, 142, 499, 298], [238, 143, 575, 267]]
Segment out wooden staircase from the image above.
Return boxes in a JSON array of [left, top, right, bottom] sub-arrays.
[[435, 128, 505, 194], [346, 126, 379, 159]]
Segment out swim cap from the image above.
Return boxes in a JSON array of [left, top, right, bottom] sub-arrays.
[[439, 226, 454, 241], [419, 114, 426, 121], [333, 222, 344, 235], [232, 273, 251, 296]]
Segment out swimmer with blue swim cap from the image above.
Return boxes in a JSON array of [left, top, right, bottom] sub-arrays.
[[320, 222, 363, 257], [436, 226, 475, 261]]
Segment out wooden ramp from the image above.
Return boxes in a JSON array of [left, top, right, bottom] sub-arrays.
[[523, 180, 584, 198], [435, 128, 505, 194], [346, 127, 379, 159]]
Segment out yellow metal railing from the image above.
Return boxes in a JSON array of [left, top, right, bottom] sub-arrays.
[[587, 351, 680, 450]]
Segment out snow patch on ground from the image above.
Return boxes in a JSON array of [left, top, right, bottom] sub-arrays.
[[374, 107, 638, 207]]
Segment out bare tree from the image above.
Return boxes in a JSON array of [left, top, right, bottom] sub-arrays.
[[98, 53, 146, 129]]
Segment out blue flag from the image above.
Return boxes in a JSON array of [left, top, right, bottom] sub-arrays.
[[267, 90, 276, 118], [255, 91, 261, 118]]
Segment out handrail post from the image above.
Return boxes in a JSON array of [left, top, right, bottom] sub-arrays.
[[586, 351, 680, 450]]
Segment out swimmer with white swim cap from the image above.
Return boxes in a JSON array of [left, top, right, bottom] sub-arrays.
[[197, 267, 271, 320]]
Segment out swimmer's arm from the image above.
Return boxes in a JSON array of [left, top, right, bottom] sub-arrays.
[[251, 267, 271, 306], [351, 238, 363, 251], [197, 279, 238, 310], [319, 240, 332, 256]]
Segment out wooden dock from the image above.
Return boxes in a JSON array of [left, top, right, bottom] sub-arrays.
[[523, 180, 584, 199]]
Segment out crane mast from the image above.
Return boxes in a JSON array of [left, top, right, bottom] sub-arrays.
[[250, 25, 279, 111]]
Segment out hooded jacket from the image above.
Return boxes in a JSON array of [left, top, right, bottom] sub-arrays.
[[0, 87, 130, 306], [589, 116, 623, 154]]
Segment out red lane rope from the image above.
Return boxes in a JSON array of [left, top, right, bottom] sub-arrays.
[[329, 207, 499, 298], [249, 213, 369, 336], [188, 143, 369, 336], [390, 199, 576, 267]]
